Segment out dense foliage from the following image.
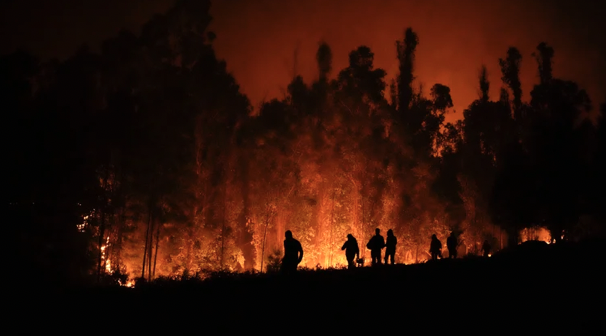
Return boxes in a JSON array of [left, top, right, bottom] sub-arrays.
[[5, 0, 605, 286]]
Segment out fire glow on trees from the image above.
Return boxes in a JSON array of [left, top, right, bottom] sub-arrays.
[[519, 227, 552, 244], [49, 0, 593, 284], [84, 32, 505, 281], [100, 236, 111, 273]]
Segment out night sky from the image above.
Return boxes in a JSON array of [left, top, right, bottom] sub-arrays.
[[2, 0, 604, 122]]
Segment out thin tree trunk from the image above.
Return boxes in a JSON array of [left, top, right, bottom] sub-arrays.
[[220, 184, 227, 269], [188, 197, 204, 271], [97, 169, 109, 283], [113, 151, 124, 272], [141, 199, 153, 280], [147, 215, 154, 281], [312, 183, 325, 265], [362, 159, 371, 258], [361, 187, 366, 259], [238, 156, 254, 270], [260, 207, 271, 273], [98, 209, 106, 282], [105, 189, 116, 274], [220, 224, 225, 269], [106, 223, 113, 273], [116, 204, 126, 271], [186, 225, 193, 273], [349, 179, 360, 239], [329, 189, 335, 267], [152, 221, 161, 278]]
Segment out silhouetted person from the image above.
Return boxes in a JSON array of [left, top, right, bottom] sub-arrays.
[[341, 234, 360, 269], [366, 228, 385, 266], [447, 232, 458, 259], [384, 229, 397, 264], [281, 230, 303, 274], [430, 234, 442, 260], [482, 240, 491, 257]]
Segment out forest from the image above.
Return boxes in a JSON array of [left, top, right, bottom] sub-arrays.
[[6, 0, 606, 287]]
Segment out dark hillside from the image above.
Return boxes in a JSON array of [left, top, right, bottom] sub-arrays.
[[14, 239, 605, 334]]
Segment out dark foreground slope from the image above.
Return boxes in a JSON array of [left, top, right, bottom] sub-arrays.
[[14, 239, 606, 334]]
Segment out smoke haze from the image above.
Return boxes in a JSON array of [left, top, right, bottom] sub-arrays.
[[2, 0, 604, 121]]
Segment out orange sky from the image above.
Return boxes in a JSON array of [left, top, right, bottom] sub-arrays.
[[2, 0, 604, 123], [208, 0, 605, 123]]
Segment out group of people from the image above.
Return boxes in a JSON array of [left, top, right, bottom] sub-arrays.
[[430, 232, 492, 260], [344, 228, 398, 269], [280, 228, 493, 273]]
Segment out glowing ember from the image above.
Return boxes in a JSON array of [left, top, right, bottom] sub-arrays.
[[119, 279, 135, 288]]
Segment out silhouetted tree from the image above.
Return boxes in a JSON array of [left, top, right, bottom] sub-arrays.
[[527, 42, 592, 241], [5, 9, 606, 285], [499, 47, 523, 118]]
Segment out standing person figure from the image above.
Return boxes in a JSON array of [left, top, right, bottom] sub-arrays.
[[384, 229, 397, 265], [281, 230, 303, 274], [341, 234, 360, 269], [482, 239, 491, 257], [430, 234, 442, 261], [447, 231, 458, 259], [366, 228, 385, 266]]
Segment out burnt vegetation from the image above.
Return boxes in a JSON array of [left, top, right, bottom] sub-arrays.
[[5, 0, 606, 331]]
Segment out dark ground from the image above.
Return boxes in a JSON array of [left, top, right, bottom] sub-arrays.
[[12, 240, 606, 334]]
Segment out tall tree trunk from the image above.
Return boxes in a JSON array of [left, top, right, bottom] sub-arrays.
[[115, 204, 126, 271], [329, 189, 335, 267], [188, 193, 205, 272], [186, 225, 193, 272], [98, 209, 106, 283], [97, 169, 109, 283], [351, 181, 360, 239], [106, 219, 114, 273], [105, 190, 115, 274], [220, 182, 227, 269], [220, 220, 226, 269], [274, 210, 285, 249], [147, 215, 154, 281], [260, 207, 271, 273], [97, 163, 110, 281], [361, 187, 367, 259], [347, 176, 361, 243], [238, 157, 254, 270], [152, 221, 161, 278], [312, 182, 325, 264], [96, 196, 103, 280], [192, 113, 204, 273], [141, 199, 153, 280]]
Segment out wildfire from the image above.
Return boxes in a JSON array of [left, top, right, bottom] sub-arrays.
[[101, 236, 111, 273], [519, 227, 552, 244], [119, 279, 135, 287]]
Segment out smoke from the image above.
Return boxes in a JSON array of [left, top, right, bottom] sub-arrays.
[[208, 0, 606, 121], [2, 0, 604, 120]]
